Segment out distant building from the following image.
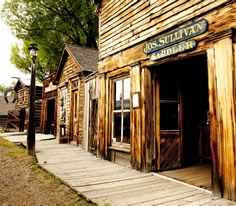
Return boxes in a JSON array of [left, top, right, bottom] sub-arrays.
[[40, 72, 57, 136], [6, 79, 43, 132], [0, 96, 15, 129]]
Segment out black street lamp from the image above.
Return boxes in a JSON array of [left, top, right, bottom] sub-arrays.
[[27, 43, 38, 156]]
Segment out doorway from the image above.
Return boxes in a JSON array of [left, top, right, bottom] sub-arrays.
[[154, 54, 211, 190], [72, 90, 79, 142], [19, 108, 25, 132], [46, 99, 55, 135]]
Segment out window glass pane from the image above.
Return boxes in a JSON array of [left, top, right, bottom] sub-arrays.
[[123, 112, 130, 144], [160, 76, 178, 101], [123, 78, 130, 109], [160, 103, 179, 130], [114, 80, 122, 110], [113, 112, 121, 143]]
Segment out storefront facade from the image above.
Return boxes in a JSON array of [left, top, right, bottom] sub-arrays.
[[95, 0, 236, 200], [40, 72, 57, 136], [55, 44, 98, 144]]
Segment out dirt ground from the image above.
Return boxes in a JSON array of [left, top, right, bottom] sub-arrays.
[[0, 137, 96, 206]]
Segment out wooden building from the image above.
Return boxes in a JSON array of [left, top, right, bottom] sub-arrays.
[[94, 0, 236, 200], [83, 71, 99, 155], [14, 79, 42, 132], [0, 96, 15, 130], [55, 44, 98, 144], [40, 72, 57, 136]]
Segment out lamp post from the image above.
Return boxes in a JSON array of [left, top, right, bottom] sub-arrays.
[[27, 43, 38, 156]]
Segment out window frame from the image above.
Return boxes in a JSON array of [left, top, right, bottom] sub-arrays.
[[111, 76, 131, 147], [159, 77, 180, 132]]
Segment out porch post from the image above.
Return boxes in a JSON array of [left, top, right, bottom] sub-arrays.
[[130, 64, 142, 170], [98, 73, 106, 158]]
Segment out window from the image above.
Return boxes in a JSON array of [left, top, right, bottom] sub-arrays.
[[160, 75, 179, 131], [112, 77, 130, 145], [60, 89, 67, 122]]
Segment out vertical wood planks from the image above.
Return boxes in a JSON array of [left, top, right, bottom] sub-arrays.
[[207, 37, 236, 200], [141, 68, 153, 172], [130, 64, 141, 170], [98, 74, 106, 158]]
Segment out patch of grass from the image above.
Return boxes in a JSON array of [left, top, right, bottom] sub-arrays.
[[0, 136, 97, 206], [0, 137, 26, 159]]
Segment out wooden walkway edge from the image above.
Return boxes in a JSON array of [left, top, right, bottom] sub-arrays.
[[32, 139, 236, 206]]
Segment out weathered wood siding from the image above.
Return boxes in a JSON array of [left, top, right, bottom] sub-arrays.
[[97, 0, 236, 200], [83, 73, 99, 153], [56, 55, 85, 144], [40, 74, 57, 135], [98, 1, 236, 72], [14, 84, 42, 132], [207, 36, 236, 200], [15, 85, 30, 110]]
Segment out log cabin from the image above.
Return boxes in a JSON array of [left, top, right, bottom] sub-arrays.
[[54, 44, 98, 145], [0, 96, 15, 131], [13, 79, 42, 132], [94, 0, 236, 200], [40, 72, 57, 136]]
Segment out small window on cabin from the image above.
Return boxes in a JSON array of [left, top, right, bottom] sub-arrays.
[[160, 75, 179, 131], [60, 89, 67, 122], [72, 81, 78, 90], [112, 77, 130, 145]]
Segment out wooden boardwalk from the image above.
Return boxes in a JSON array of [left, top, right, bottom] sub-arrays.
[[35, 139, 236, 206], [159, 164, 211, 191]]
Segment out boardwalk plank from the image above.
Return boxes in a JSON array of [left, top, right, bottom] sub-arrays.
[[31, 138, 236, 206]]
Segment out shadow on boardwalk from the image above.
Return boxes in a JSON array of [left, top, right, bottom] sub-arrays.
[[3, 134, 236, 206]]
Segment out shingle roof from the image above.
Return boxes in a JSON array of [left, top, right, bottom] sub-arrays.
[[66, 44, 98, 73], [0, 96, 15, 115]]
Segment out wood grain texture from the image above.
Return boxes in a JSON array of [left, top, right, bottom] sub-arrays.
[[207, 37, 236, 200], [32, 139, 236, 206], [141, 67, 153, 172], [130, 64, 141, 170], [98, 74, 106, 158], [98, 2, 236, 73]]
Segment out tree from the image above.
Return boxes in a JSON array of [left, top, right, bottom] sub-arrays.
[[1, 0, 98, 81], [0, 81, 16, 95]]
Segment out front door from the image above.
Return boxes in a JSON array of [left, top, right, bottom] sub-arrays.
[[155, 71, 182, 170], [72, 90, 79, 142], [88, 98, 98, 154]]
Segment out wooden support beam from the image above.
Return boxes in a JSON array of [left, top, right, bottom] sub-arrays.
[[141, 67, 153, 172], [130, 64, 141, 170], [98, 74, 106, 158], [207, 37, 236, 200]]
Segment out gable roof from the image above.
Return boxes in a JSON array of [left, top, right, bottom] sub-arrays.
[[0, 96, 15, 116], [14, 79, 42, 91], [55, 44, 98, 82]]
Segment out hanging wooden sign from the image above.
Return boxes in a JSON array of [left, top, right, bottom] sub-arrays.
[[150, 40, 197, 61], [143, 19, 208, 54]]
